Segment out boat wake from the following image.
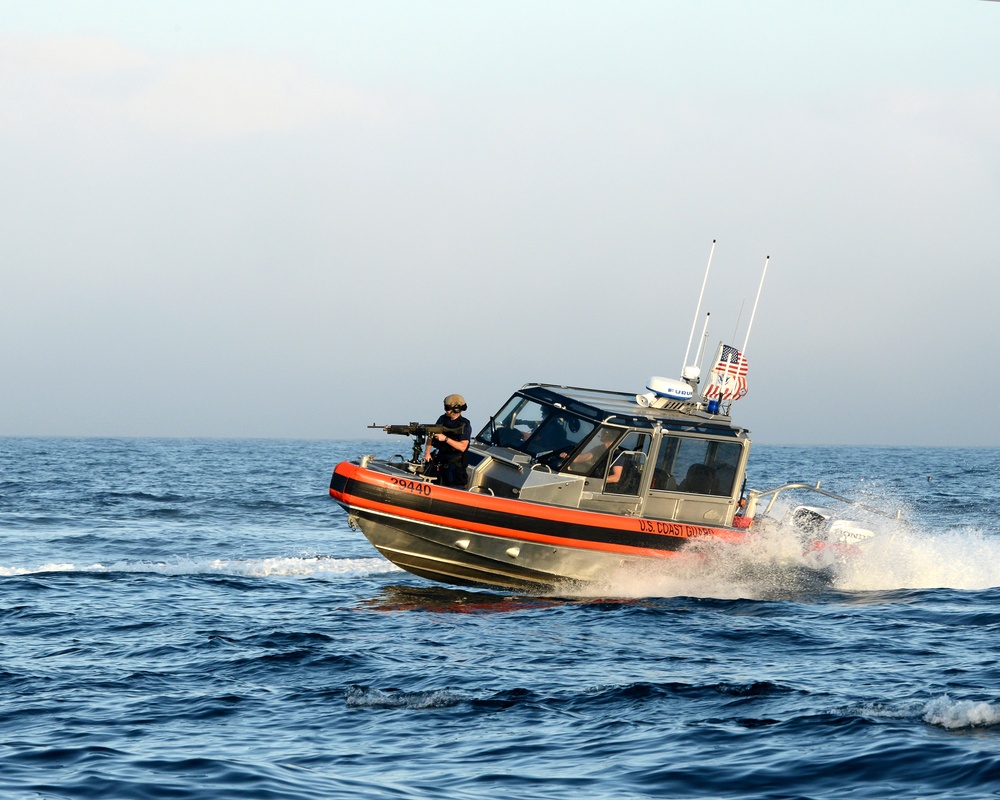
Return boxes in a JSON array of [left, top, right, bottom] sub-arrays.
[[832, 524, 1000, 592], [567, 515, 1000, 600], [0, 555, 400, 580]]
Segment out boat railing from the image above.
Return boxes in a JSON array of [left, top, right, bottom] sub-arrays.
[[747, 482, 902, 520]]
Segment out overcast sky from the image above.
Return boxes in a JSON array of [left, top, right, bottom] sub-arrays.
[[2, 1, 998, 445]]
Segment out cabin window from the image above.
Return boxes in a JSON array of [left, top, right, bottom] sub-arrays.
[[564, 426, 623, 476], [651, 435, 742, 497], [602, 432, 651, 495], [477, 396, 594, 463]]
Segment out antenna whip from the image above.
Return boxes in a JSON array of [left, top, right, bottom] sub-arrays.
[[740, 255, 770, 359], [682, 239, 716, 372]]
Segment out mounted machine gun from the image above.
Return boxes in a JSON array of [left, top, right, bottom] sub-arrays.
[[369, 423, 453, 465]]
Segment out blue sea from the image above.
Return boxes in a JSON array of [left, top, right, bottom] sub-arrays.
[[2, 437, 999, 799]]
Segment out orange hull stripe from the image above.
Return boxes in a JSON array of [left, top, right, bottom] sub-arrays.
[[352, 495, 682, 559], [331, 462, 746, 555]]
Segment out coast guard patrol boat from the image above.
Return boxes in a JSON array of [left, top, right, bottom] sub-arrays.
[[329, 250, 880, 592]]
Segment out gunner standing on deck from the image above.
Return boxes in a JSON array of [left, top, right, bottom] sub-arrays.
[[423, 394, 472, 488]]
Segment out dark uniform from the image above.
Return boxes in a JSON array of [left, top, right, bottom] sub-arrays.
[[428, 413, 472, 487], [426, 393, 472, 488]]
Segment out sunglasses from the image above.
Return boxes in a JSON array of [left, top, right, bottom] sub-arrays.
[[445, 405, 463, 412]]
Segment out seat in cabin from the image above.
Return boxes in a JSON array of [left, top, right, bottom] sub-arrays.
[[606, 451, 646, 495], [679, 463, 717, 495], [651, 469, 678, 491]]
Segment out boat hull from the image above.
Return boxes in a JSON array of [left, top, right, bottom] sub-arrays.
[[330, 460, 746, 593]]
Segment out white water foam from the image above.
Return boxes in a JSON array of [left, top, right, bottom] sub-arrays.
[[0, 555, 400, 579], [922, 695, 1000, 729], [835, 526, 1000, 591], [573, 516, 1000, 600], [344, 686, 464, 709], [850, 696, 1000, 729]]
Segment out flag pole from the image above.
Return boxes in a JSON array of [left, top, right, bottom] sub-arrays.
[[704, 341, 725, 407], [740, 255, 770, 359], [682, 239, 716, 373]]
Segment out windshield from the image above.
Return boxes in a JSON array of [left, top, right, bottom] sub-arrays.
[[477, 396, 595, 462]]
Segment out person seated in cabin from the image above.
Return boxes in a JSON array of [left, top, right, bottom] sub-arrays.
[[603, 432, 651, 495], [566, 426, 621, 474], [528, 410, 578, 456], [423, 394, 472, 488], [678, 463, 718, 495], [604, 450, 646, 495]]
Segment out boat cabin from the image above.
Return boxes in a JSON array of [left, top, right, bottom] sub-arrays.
[[466, 383, 751, 527]]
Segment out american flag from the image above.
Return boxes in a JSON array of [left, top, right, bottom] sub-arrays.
[[704, 344, 749, 401]]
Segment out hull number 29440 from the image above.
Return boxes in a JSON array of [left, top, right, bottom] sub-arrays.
[[389, 476, 433, 497]]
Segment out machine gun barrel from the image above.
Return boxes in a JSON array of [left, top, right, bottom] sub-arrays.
[[369, 423, 451, 437]]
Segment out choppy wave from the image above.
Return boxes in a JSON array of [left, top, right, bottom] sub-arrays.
[[3, 439, 1000, 800], [341, 681, 1000, 738]]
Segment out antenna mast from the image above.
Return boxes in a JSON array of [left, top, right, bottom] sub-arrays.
[[682, 239, 716, 373]]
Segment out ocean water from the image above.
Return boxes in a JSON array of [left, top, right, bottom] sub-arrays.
[[2, 436, 999, 799]]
